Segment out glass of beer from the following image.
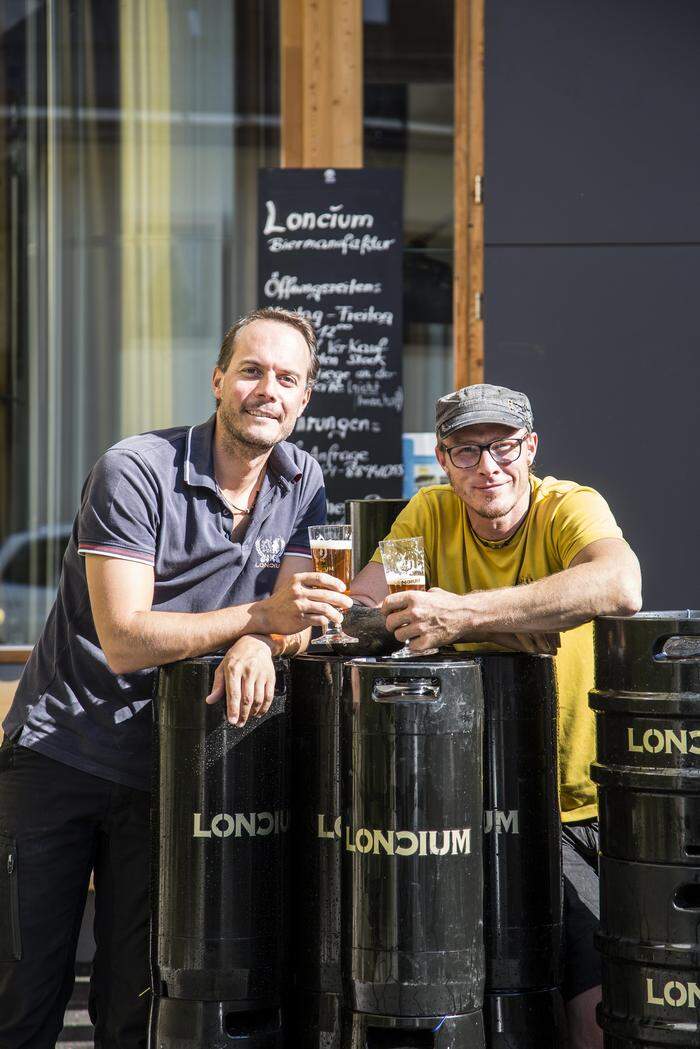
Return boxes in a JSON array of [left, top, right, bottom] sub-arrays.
[[379, 536, 439, 659], [307, 524, 358, 645]]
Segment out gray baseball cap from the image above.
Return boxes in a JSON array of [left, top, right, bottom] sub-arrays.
[[435, 384, 533, 440]]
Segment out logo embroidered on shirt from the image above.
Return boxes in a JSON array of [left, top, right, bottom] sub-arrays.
[[255, 536, 285, 569]]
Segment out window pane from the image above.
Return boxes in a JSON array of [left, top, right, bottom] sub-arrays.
[[0, 0, 279, 643]]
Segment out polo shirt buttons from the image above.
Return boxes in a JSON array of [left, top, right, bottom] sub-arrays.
[[220, 508, 233, 539]]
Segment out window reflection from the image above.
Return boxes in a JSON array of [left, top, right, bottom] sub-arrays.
[[0, 0, 279, 643]]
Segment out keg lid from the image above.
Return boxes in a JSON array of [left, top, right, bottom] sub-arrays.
[[347, 653, 479, 669]]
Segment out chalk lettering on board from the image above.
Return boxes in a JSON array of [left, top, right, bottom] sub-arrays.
[[293, 307, 324, 327], [345, 462, 404, 480], [267, 234, 395, 256], [355, 390, 404, 411], [264, 273, 382, 303], [258, 170, 403, 517], [264, 200, 375, 235], [299, 443, 372, 479], [296, 416, 372, 441], [317, 323, 352, 341], [336, 304, 393, 325]]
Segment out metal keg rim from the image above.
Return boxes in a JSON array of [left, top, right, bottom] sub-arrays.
[[592, 762, 700, 790], [590, 689, 700, 713], [161, 652, 226, 665], [439, 645, 553, 661], [165, 653, 288, 665], [347, 654, 480, 669], [596, 931, 700, 967], [347, 650, 552, 667], [597, 610, 700, 620], [471, 650, 554, 662], [292, 651, 347, 663], [346, 496, 409, 505]]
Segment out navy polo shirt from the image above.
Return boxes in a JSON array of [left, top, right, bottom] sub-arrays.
[[3, 415, 325, 790]]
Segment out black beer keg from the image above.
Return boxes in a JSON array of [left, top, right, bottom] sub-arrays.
[[288, 654, 345, 1049], [343, 656, 486, 1047], [345, 498, 408, 574], [151, 656, 290, 1049], [484, 988, 566, 1049], [591, 612, 700, 1048], [343, 1010, 486, 1049], [476, 653, 564, 1049], [477, 654, 562, 995]]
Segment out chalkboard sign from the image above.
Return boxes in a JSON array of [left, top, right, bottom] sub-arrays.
[[257, 168, 404, 519]]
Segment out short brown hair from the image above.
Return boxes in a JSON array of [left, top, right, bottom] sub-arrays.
[[216, 307, 319, 385]]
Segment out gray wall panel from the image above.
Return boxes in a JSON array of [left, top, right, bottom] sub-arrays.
[[484, 245, 698, 609], [485, 0, 700, 611], [486, 0, 700, 244]]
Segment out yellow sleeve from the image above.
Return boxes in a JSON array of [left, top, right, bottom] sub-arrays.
[[551, 485, 624, 568], [369, 489, 433, 564]]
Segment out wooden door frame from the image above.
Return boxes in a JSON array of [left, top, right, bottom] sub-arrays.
[[279, 0, 485, 385], [280, 0, 363, 168], [454, 0, 485, 387]]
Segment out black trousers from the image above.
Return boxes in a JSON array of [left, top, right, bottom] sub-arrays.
[[0, 738, 150, 1049]]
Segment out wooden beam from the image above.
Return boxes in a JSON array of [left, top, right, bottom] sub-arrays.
[[281, 0, 363, 168], [281, 0, 304, 166], [454, 0, 485, 387], [0, 646, 32, 665]]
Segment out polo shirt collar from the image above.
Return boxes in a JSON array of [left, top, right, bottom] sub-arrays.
[[184, 415, 218, 494], [269, 442, 303, 488], [184, 413, 302, 494]]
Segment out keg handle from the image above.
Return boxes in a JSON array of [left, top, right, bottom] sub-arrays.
[[372, 678, 442, 703], [653, 635, 700, 663], [673, 884, 700, 911]]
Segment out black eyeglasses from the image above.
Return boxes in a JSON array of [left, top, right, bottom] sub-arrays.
[[441, 433, 528, 470]]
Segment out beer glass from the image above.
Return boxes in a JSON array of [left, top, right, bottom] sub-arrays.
[[308, 524, 358, 645], [379, 536, 439, 659]]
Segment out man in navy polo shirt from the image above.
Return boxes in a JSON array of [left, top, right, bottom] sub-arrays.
[[0, 307, 348, 1049]]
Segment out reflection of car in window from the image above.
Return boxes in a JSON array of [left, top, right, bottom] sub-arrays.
[[0, 524, 72, 644]]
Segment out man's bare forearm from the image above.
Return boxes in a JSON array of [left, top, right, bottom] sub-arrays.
[[105, 603, 269, 674], [461, 559, 641, 639]]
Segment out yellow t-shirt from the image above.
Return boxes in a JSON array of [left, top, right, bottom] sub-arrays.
[[371, 475, 625, 822]]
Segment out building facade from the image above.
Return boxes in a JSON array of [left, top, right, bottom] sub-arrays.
[[0, 0, 697, 654]]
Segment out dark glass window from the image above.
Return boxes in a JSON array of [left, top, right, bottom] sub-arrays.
[[0, 0, 279, 642]]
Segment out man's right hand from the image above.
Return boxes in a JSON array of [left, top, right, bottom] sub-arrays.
[[256, 572, 353, 635], [205, 635, 277, 726]]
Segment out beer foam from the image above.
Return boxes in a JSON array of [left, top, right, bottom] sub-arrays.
[[310, 540, 352, 549]]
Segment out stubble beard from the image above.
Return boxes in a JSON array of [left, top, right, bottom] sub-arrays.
[[470, 493, 518, 521], [449, 471, 522, 522], [217, 399, 293, 455]]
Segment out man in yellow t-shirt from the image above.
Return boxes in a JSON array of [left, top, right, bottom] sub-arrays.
[[350, 383, 642, 1049]]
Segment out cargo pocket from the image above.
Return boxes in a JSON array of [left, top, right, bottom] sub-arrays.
[[0, 833, 21, 961]]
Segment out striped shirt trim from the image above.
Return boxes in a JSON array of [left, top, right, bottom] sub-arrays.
[[78, 544, 155, 567], [285, 547, 312, 558], [184, 424, 194, 486]]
